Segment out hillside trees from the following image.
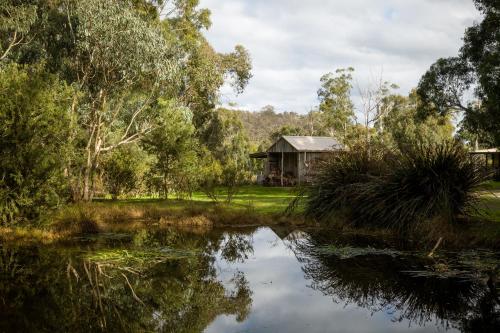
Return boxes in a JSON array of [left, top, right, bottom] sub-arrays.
[[270, 125, 305, 142]]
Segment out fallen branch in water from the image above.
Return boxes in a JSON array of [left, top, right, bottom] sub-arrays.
[[122, 273, 145, 305], [427, 237, 443, 258]]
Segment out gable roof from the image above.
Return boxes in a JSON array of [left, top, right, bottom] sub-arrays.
[[270, 136, 343, 152]]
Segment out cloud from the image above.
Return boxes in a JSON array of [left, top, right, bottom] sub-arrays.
[[200, 0, 480, 113]]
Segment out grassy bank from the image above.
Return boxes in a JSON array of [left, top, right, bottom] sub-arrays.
[[1, 184, 500, 249], [46, 186, 306, 234]]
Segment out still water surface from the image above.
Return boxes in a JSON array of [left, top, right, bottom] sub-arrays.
[[0, 226, 498, 332]]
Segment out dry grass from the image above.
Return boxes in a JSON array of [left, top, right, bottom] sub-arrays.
[[47, 198, 311, 236], [52, 204, 101, 234], [0, 226, 63, 244]]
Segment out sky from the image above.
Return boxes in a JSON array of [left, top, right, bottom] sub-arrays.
[[199, 0, 481, 114]]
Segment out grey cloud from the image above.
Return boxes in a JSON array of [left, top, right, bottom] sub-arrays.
[[200, 0, 480, 113]]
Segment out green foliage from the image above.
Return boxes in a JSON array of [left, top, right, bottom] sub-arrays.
[[306, 142, 486, 231], [102, 145, 148, 200], [162, 0, 252, 134], [417, 57, 475, 117], [0, 0, 254, 218], [378, 91, 454, 151], [142, 99, 198, 198], [418, 0, 500, 146], [0, 0, 37, 61], [72, 0, 178, 89], [197, 148, 223, 200], [213, 109, 252, 202], [317, 68, 355, 141], [270, 125, 305, 142], [0, 64, 72, 225]]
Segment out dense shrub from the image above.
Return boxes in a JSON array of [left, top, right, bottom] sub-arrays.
[[0, 65, 73, 225], [102, 145, 148, 200], [305, 142, 485, 231]]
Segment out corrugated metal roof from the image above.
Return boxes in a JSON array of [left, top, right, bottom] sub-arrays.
[[279, 136, 343, 152], [470, 148, 500, 154]]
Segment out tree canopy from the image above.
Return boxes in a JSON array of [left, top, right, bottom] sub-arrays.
[[418, 0, 500, 147]]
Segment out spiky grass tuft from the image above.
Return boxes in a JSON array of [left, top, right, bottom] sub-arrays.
[[306, 142, 486, 231]]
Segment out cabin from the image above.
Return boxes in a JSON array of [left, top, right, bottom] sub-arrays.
[[470, 148, 500, 177], [250, 136, 344, 186]]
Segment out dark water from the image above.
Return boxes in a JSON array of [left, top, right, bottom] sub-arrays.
[[0, 226, 499, 332]]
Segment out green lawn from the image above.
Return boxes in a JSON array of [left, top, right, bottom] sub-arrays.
[[95, 185, 298, 215], [477, 181, 500, 222], [190, 186, 298, 214]]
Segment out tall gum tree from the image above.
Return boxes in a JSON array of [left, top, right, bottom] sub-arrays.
[[317, 68, 355, 142], [1, 0, 252, 202], [65, 0, 180, 201], [161, 0, 252, 145]]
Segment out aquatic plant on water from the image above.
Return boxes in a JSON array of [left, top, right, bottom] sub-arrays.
[[84, 247, 199, 273]]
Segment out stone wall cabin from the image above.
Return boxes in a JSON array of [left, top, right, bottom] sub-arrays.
[[250, 136, 344, 186]]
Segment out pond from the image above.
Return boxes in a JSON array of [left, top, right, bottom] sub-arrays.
[[0, 226, 499, 332]]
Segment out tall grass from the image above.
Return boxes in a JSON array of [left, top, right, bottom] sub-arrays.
[[305, 142, 486, 231]]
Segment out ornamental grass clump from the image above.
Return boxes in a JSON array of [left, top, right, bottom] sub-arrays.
[[304, 146, 390, 222], [306, 142, 486, 231]]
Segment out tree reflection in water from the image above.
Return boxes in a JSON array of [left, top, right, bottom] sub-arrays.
[[1, 226, 499, 333], [286, 229, 500, 332], [0, 227, 256, 333]]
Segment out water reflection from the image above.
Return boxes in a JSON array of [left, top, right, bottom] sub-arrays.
[[0, 227, 498, 332], [0, 228, 254, 333], [289, 229, 500, 332]]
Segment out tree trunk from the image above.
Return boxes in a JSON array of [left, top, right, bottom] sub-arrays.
[[82, 142, 99, 201], [82, 155, 92, 201]]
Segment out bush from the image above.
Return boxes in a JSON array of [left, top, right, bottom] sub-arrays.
[[53, 205, 100, 234], [305, 142, 486, 231], [102, 145, 147, 200], [304, 145, 390, 221], [0, 64, 73, 225]]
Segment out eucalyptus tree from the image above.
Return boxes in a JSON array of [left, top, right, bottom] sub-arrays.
[[141, 100, 197, 199], [378, 91, 454, 152], [317, 68, 355, 142], [161, 0, 252, 143], [0, 0, 37, 61], [357, 75, 399, 152], [67, 0, 252, 200], [418, 0, 500, 147], [60, 0, 180, 201], [1, 0, 253, 203]]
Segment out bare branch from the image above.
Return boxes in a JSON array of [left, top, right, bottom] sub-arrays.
[[0, 31, 23, 60]]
